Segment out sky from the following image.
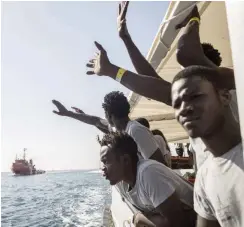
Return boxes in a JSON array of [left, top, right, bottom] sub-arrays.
[[1, 1, 169, 172]]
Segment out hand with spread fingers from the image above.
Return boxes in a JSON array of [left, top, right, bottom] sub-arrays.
[[176, 5, 200, 29], [86, 41, 113, 76], [117, 1, 130, 40], [52, 100, 70, 116]]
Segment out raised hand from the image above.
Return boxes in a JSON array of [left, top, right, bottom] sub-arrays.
[[176, 5, 200, 29], [52, 100, 69, 116], [71, 107, 84, 114], [117, 1, 130, 39], [86, 41, 112, 76]]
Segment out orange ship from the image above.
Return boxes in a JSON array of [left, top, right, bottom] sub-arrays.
[[11, 148, 45, 175]]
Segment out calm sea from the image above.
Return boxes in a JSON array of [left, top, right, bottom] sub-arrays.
[[1, 170, 111, 227]]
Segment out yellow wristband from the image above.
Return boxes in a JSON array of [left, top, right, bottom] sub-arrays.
[[189, 17, 200, 24], [116, 68, 126, 82]]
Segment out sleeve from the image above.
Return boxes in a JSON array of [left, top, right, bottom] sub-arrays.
[[154, 135, 167, 155], [140, 165, 175, 208], [194, 171, 216, 221], [130, 126, 159, 159]]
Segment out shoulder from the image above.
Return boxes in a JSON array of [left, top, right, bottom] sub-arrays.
[[127, 121, 153, 137], [138, 160, 162, 177], [127, 121, 144, 132], [153, 135, 162, 142], [137, 160, 168, 183]]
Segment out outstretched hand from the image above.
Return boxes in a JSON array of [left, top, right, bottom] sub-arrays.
[[52, 100, 69, 116], [117, 1, 130, 39], [86, 41, 112, 76], [71, 107, 84, 114], [176, 5, 200, 29]]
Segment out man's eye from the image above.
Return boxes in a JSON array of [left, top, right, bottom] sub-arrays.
[[173, 101, 180, 109], [191, 94, 202, 100]]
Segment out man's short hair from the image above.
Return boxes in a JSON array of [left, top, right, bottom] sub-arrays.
[[102, 91, 130, 118], [202, 43, 222, 67], [135, 118, 150, 129], [99, 132, 139, 163], [172, 65, 224, 89]]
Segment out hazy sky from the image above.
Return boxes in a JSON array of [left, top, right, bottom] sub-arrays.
[[1, 1, 169, 172]]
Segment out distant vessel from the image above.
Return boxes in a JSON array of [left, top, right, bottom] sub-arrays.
[[11, 148, 45, 176]]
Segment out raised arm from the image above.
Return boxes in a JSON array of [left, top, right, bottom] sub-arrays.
[[86, 42, 172, 105], [176, 6, 235, 90], [117, 2, 160, 79], [52, 100, 109, 133]]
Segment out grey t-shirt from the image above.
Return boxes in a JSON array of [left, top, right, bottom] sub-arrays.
[[125, 159, 194, 212], [194, 143, 244, 226]]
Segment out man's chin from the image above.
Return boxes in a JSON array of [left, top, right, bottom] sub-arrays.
[[108, 179, 117, 186], [186, 128, 201, 138]]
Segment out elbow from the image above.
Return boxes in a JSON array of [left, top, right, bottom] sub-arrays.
[[176, 48, 189, 68]]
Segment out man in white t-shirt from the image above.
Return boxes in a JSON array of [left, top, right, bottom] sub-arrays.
[[101, 91, 166, 164], [52, 91, 166, 165], [171, 66, 243, 227], [99, 132, 196, 227], [85, 5, 238, 173]]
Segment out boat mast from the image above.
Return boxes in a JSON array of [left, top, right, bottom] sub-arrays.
[[23, 148, 27, 160]]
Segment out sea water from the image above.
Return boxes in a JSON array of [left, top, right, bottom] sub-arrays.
[[1, 170, 111, 227]]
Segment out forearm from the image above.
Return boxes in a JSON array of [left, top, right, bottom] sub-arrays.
[[177, 20, 217, 68], [133, 213, 156, 227], [106, 64, 172, 106], [134, 212, 169, 227], [67, 111, 109, 132], [122, 36, 161, 79], [218, 67, 235, 90], [150, 149, 168, 166], [96, 125, 109, 134], [177, 22, 235, 90]]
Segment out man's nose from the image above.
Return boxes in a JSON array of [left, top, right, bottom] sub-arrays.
[[179, 101, 194, 116]]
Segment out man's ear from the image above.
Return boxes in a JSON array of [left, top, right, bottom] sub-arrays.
[[121, 154, 130, 166], [218, 89, 231, 106]]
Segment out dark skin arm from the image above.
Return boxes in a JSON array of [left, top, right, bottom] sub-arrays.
[[86, 6, 235, 106], [150, 149, 168, 167], [176, 6, 235, 90], [196, 215, 220, 227], [52, 100, 109, 134], [133, 212, 169, 227], [117, 1, 161, 79], [86, 46, 172, 105], [155, 192, 192, 227]]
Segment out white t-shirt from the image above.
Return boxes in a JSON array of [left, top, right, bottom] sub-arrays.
[[125, 120, 159, 159], [190, 90, 239, 170], [194, 143, 244, 227], [99, 120, 159, 159], [154, 135, 171, 167], [125, 159, 194, 213]]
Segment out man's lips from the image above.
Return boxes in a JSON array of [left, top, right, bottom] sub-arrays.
[[103, 172, 109, 179], [182, 117, 200, 126]]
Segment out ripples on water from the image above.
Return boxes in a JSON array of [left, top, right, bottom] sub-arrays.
[[1, 170, 111, 227]]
